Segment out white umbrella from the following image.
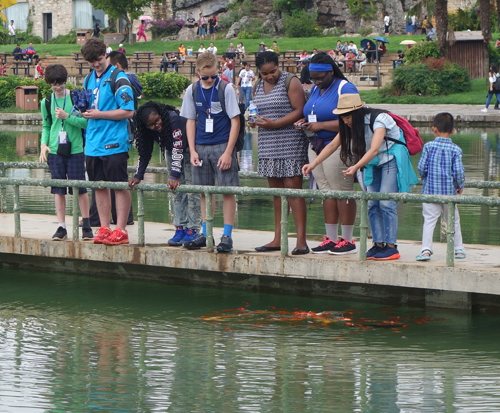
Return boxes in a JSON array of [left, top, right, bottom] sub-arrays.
[[400, 40, 417, 45], [138, 16, 153, 21]]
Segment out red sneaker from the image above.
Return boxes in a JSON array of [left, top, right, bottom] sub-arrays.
[[93, 226, 112, 244], [102, 228, 129, 245]]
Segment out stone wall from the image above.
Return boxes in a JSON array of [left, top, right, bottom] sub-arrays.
[[29, 0, 74, 40]]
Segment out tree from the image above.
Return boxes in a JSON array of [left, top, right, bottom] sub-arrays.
[[434, 0, 448, 57], [88, 0, 153, 44], [479, 0, 492, 77]]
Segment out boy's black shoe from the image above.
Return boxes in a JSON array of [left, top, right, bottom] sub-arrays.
[[82, 227, 94, 241], [183, 233, 207, 249], [52, 226, 67, 241]]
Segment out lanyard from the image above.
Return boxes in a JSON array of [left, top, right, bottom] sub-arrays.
[[199, 79, 216, 118], [311, 77, 338, 114], [53, 91, 67, 128], [91, 69, 107, 109]]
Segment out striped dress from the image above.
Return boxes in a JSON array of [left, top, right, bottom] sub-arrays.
[[254, 72, 308, 178]]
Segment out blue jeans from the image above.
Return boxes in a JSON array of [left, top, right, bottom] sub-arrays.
[[367, 158, 399, 245], [241, 86, 252, 109], [485, 91, 500, 108], [166, 150, 201, 229]]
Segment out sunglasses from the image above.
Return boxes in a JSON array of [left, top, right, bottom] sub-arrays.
[[200, 74, 218, 80]]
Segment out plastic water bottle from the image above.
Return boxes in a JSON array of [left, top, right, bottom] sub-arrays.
[[248, 101, 258, 122]]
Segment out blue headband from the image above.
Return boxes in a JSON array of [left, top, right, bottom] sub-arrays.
[[309, 63, 332, 72]]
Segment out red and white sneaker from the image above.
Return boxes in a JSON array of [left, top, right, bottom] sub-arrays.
[[328, 238, 357, 255], [102, 228, 129, 245], [93, 226, 112, 244]]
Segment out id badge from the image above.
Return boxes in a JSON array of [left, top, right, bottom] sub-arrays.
[[206, 118, 214, 133], [308, 114, 317, 123], [58, 131, 68, 144]]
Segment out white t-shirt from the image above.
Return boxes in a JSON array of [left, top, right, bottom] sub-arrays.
[[106, 46, 112, 54], [8, 23, 15, 35], [207, 46, 217, 55], [239, 69, 255, 88], [384, 15, 390, 25], [198, 47, 207, 53]]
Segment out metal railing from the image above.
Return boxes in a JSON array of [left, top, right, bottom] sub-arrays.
[[1, 161, 500, 267]]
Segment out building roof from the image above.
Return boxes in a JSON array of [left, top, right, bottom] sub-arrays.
[[448, 30, 484, 42]]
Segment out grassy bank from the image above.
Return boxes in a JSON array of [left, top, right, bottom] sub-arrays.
[[0, 34, 454, 56], [360, 78, 488, 105]]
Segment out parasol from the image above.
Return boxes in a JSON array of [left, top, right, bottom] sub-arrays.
[[400, 40, 417, 45]]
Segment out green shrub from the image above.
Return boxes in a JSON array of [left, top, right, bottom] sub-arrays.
[[387, 58, 471, 96], [0, 76, 75, 109], [137, 72, 191, 99], [47, 31, 77, 44], [237, 18, 266, 39], [489, 43, 500, 67], [404, 41, 441, 64], [347, 0, 376, 19], [284, 10, 320, 38]]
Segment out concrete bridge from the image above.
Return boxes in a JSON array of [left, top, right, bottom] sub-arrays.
[[1, 212, 500, 312]]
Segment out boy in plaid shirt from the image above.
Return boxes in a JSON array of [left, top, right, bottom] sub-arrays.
[[416, 112, 465, 261]]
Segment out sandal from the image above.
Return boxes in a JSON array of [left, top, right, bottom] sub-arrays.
[[455, 249, 466, 259], [416, 250, 432, 261]]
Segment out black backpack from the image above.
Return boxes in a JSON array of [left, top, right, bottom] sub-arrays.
[[493, 74, 500, 92], [191, 79, 245, 152], [84, 67, 138, 143]]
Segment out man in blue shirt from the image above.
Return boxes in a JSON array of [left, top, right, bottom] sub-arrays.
[[81, 38, 135, 246], [180, 52, 240, 253]]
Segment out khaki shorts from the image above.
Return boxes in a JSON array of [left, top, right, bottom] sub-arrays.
[[308, 146, 354, 191]]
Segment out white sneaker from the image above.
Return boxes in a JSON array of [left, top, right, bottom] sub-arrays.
[[481, 108, 488, 113]]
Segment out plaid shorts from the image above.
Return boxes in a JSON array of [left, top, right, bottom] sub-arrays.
[[192, 142, 240, 186], [47, 152, 88, 195]]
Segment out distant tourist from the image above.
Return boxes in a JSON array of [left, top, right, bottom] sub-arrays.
[[481, 64, 500, 113], [8, 20, 15, 43], [39, 64, 92, 241], [384, 11, 391, 36], [416, 112, 466, 261], [270, 41, 280, 54], [117, 44, 126, 54], [208, 14, 217, 41], [236, 42, 245, 59], [258, 42, 266, 53], [198, 44, 206, 53], [93, 23, 100, 38], [34, 58, 44, 79], [207, 42, 217, 55], [186, 12, 196, 39], [198, 13, 207, 40], [237, 61, 254, 109], [137, 20, 147, 42], [105, 43, 112, 56], [12, 44, 23, 61]]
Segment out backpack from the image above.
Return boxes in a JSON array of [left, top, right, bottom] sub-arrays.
[[493, 73, 500, 92], [84, 67, 139, 143], [191, 79, 245, 152], [369, 109, 423, 156]]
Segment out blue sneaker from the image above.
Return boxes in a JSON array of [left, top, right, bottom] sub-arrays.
[[168, 226, 186, 246], [372, 244, 400, 261], [366, 243, 384, 260], [180, 228, 198, 244]]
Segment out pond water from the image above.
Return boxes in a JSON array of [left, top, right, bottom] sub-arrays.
[[1, 268, 500, 412], [1, 126, 500, 244]]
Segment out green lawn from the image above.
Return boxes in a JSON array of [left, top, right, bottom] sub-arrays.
[[0, 34, 484, 56], [360, 78, 488, 105]]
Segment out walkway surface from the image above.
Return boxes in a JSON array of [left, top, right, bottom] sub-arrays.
[[0, 104, 499, 126]]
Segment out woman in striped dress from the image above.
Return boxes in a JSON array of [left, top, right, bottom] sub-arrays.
[[250, 51, 309, 255]]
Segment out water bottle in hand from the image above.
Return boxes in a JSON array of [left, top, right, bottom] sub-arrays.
[[248, 101, 258, 122]]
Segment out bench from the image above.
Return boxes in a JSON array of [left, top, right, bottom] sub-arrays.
[[131, 59, 153, 73], [133, 51, 155, 60], [71, 51, 82, 61], [11, 62, 30, 76], [76, 61, 92, 76]]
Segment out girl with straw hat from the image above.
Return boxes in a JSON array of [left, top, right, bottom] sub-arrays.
[[302, 93, 418, 261]]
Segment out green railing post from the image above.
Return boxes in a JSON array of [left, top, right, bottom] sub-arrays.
[[14, 185, 20, 237], [359, 199, 368, 260], [280, 196, 289, 257], [0, 164, 6, 213], [446, 202, 455, 267], [137, 189, 145, 246], [72, 186, 79, 241], [168, 192, 174, 225], [205, 192, 214, 252]]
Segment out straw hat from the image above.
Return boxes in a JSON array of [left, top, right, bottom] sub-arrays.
[[332, 94, 366, 115]]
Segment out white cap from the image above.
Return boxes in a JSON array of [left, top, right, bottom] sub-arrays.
[[119, 44, 123, 47]]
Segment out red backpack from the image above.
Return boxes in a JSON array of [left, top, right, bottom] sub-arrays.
[[369, 110, 423, 155]]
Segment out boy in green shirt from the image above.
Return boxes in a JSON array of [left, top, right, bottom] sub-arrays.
[[39, 64, 93, 241]]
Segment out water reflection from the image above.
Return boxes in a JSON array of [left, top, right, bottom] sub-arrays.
[[1, 127, 500, 244], [1, 269, 500, 412]]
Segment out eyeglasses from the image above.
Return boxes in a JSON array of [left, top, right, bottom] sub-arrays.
[[200, 74, 218, 80], [311, 73, 329, 84], [50, 83, 66, 88], [146, 116, 162, 130]]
